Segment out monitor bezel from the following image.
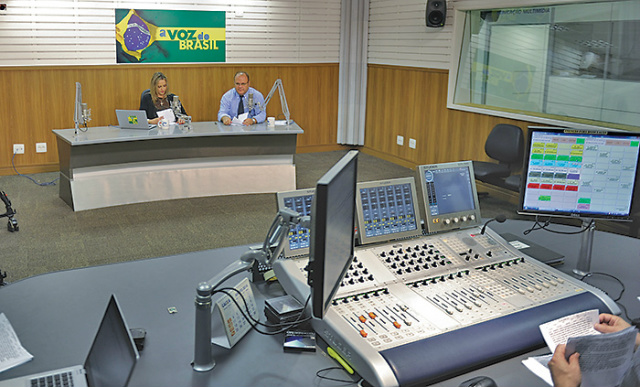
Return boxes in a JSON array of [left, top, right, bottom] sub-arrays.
[[518, 126, 640, 221], [355, 177, 423, 245], [276, 188, 315, 258], [307, 150, 358, 319], [416, 161, 483, 233]]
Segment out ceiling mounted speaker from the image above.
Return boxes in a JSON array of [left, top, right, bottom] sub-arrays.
[[426, 0, 446, 28]]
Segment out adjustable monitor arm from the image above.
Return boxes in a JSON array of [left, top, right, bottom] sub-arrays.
[[192, 208, 310, 372]]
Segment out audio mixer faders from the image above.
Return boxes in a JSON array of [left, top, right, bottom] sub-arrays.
[[274, 225, 617, 387]]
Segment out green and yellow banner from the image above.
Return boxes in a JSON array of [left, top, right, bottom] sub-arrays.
[[116, 9, 226, 63]]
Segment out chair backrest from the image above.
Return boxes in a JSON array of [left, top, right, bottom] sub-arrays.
[[140, 89, 150, 107], [484, 124, 524, 171]]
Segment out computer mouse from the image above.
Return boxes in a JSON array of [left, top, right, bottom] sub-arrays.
[[458, 375, 498, 387]]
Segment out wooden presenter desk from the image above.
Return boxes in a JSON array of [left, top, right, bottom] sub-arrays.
[[53, 121, 303, 211]]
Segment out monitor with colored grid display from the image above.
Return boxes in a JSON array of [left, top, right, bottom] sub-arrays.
[[519, 127, 640, 220]]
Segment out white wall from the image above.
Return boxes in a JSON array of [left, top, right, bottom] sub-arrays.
[[0, 0, 341, 66], [0, 0, 585, 69], [367, 0, 601, 70], [368, 0, 453, 69]]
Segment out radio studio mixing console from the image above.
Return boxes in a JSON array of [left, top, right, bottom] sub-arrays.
[[273, 162, 618, 387]]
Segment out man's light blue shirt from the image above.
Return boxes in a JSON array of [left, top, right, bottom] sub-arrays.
[[217, 87, 266, 123]]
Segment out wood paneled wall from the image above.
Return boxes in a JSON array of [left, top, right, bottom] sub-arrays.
[[1, 62, 544, 176], [363, 64, 540, 170], [0, 63, 341, 175]]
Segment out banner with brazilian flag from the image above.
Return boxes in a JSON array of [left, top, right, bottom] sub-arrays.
[[115, 9, 226, 63]]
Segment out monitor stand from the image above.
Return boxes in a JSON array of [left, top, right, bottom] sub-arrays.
[[573, 218, 595, 277]]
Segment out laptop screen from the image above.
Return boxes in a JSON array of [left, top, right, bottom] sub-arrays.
[[84, 295, 139, 387]]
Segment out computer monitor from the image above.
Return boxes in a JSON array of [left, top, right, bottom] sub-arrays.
[[519, 127, 640, 221], [416, 161, 482, 233], [355, 177, 422, 245], [276, 188, 315, 257], [307, 150, 358, 319], [519, 126, 640, 276]]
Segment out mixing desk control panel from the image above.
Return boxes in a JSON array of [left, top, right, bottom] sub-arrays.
[[274, 225, 617, 387]]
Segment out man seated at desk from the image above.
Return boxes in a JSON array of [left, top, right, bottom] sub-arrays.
[[218, 71, 266, 126]]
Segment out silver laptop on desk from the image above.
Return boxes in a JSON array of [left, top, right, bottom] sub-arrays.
[[0, 295, 139, 387], [116, 109, 156, 129]]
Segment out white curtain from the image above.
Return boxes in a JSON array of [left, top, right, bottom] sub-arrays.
[[337, 0, 369, 146]]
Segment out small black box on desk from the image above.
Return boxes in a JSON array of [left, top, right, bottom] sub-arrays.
[[264, 295, 304, 324]]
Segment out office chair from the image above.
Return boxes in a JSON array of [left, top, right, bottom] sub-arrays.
[[1, 191, 18, 232], [504, 174, 521, 192], [140, 89, 150, 107], [472, 124, 524, 193]]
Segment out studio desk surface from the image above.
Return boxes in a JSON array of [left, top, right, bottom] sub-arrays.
[[0, 220, 638, 387], [53, 121, 303, 211], [53, 120, 303, 146]]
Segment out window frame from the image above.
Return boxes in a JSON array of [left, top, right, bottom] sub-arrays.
[[447, 0, 640, 131]]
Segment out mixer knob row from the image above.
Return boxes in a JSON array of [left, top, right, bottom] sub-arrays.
[[379, 244, 438, 259], [410, 271, 470, 287], [437, 214, 476, 226]]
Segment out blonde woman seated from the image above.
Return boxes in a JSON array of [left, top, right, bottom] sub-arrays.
[[139, 72, 187, 125]]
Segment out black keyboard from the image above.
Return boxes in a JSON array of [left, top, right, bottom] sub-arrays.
[[30, 371, 74, 387]]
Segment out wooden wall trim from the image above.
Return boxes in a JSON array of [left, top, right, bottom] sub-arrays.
[[368, 63, 449, 74]]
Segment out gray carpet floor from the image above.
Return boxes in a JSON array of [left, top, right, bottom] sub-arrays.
[[0, 151, 519, 283]]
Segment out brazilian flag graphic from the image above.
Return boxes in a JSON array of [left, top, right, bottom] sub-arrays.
[[116, 9, 226, 63]]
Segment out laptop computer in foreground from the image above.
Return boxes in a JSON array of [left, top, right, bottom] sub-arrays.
[[115, 109, 156, 129], [0, 295, 139, 387]]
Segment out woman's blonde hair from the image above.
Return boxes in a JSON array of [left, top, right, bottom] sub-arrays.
[[150, 72, 169, 103]]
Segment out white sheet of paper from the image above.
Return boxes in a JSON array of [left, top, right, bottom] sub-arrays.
[[232, 113, 249, 126], [565, 327, 637, 387], [539, 309, 600, 353], [157, 108, 176, 123], [521, 354, 554, 386], [629, 347, 640, 387], [0, 313, 33, 373], [509, 240, 530, 249]]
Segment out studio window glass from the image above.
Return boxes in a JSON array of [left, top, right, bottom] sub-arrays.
[[449, 1, 640, 131]]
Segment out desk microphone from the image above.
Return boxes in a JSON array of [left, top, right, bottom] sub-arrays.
[[81, 103, 91, 124], [247, 93, 254, 112], [171, 96, 181, 112], [480, 214, 506, 235]]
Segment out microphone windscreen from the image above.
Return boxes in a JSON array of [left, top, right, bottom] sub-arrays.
[[495, 214, 507, 223]]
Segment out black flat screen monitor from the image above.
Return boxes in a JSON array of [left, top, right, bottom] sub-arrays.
[[356, 177, 422, 245], [276, 188, 315, 257], [519, 127, 640, 220], [416, 161, 482, 233], [307, 150, 358, 319]]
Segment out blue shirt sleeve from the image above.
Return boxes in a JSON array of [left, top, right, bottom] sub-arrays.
[[217, 89, 235, 122]]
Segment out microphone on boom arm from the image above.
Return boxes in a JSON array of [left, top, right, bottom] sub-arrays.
[[247, 93, 254, 113], [480, 214, 507, 235]]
